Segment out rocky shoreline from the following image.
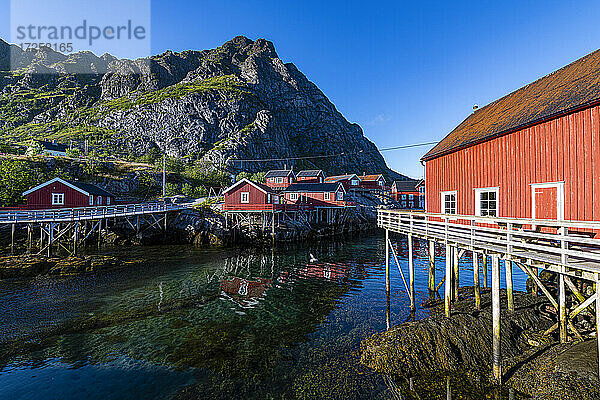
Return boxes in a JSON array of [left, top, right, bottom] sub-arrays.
[[360, 288, 600, 400]]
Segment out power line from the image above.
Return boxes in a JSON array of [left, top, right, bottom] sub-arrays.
[[231, 140, 438, 163]]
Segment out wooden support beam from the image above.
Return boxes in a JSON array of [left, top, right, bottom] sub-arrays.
[[491, 255, 502, 384], [482, 255, 488, 288], [506, 260, 514, 312], [559, 269, 567, 343], [445, 244, 451, 317], [453, 247, 460, 300], [408, 234, 415, 312], [564, 276, 586, 304], [473, 251, 481, 311], [428, 240, 436, 299], [385, 230, 390, 296], [596, 275, 600, 378], [10, 223, 15, 253]]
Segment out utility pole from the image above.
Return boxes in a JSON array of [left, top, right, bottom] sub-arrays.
[[162, 154, 166, 198]]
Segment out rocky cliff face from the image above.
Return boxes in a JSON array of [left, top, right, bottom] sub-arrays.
[[0, 36, 404, 178]]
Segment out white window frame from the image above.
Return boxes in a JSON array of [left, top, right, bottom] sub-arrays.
[[530, 182, 565, 221], [337, 191, 343, 201], [290, 193, 298, 201], [408, 194, 414, 200], [441, 190, 457, 215], [89, 195, 94, 205], [276, 177, 283, 184], [51, 193, 64, 205], [107, 197, 111, 205], [351, 179, 359, 186], [97, 195, 102, 205], [474, 187, 499, 217], [241, 192, 249, 204], [324, 192, 331, 201]]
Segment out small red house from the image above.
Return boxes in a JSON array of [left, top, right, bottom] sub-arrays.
[[223, 178, 281, 210], [264, 170, 295, 189], [391, 179, 424, 209], [423, 48, 600, 222], [296, 170, 325, 183], [22, 177, 115, 209], [357, 174, 386, 190], [324, 174, 361, 191], [282, 182, 348, 207]]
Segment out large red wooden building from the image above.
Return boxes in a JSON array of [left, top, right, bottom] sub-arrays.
[[222, 178, 280, 210], [423, 49, 600, 222], [22, 178, 115, 209]]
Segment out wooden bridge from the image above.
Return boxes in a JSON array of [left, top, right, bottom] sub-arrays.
[[1, 202, 195, 256], [378, 208, 600, 383]]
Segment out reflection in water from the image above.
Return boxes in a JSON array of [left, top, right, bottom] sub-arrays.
[[0, 235, 530, 400]]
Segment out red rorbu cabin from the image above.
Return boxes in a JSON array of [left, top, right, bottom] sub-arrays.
[[282, 182, 348, 207], [324, 174, 361, 191], [22, 177, 115, 209], [223, 178, 281, 210], [264, 170, 295, 189], [391, 179, 424, 209], [357, 174, 386, 191], [296, 170, 325, 183], [422, 49, 600, 224]]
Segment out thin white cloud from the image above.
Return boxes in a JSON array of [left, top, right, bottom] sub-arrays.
[[364, 113, 391, 126]]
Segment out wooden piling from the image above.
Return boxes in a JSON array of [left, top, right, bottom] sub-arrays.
[[506, 260, 514, 312], [559, 269, 567, 343], [453, 247, 460, 300], [408, 234, 415, 312], [27, 224, 32, 253], [48, 223, 53, 257], [596, 275, 600, 379], [445, 244, 452, 317], [473, 251, 481, 310], [428, 240, 436, 299], [491, 255, 501, 384], [10, 223, 15, 253], [385, 229, 390, 295], [482, 255, 488, 288]]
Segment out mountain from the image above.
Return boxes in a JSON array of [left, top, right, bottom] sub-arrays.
[[0, 36, 405, 179]]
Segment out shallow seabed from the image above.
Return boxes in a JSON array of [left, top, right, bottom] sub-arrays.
[[0, 234, 529, 399]]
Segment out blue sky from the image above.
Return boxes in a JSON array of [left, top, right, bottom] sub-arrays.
[[2, 1, 600, 177]]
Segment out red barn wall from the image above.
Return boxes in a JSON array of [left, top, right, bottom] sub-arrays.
[[225, 182, 268, 205], [27, 182, 90, 208], [425, 105, 600, 221]]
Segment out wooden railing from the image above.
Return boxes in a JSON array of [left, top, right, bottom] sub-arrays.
[[378, 209, 600, 276], [0, 202, 195, 224]]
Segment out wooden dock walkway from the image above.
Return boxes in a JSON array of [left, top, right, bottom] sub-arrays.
[[378, 208, 600, 383], [0, 202, 196, 256]]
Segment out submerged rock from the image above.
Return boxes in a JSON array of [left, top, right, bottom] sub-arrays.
[[0, 254, 130, 279]]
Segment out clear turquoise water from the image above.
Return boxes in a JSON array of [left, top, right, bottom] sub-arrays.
[[0, 234, 529, 399]]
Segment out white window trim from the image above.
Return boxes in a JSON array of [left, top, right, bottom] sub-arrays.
[[324, 192, 331, 201], [440, 190, 457, 215], [276, 177, 283, 184], [241, 192, 250, 204], [107, 197, 111, 205], [530, 182, 565, 221], [474, 187, 499, 217], [51, 193, 64, 205], [89, 195, 94, 205], [290, 193, 298, 201]]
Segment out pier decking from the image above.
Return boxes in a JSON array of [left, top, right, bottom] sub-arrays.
[[0, 202, 196, 256], [378, 208, 600, 383]]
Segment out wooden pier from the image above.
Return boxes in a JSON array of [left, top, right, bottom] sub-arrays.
[[378, 208, 600, 383], [0, 202, 194, 256]]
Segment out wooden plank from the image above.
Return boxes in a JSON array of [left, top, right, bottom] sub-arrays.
[[473, 251, 481, 310]]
